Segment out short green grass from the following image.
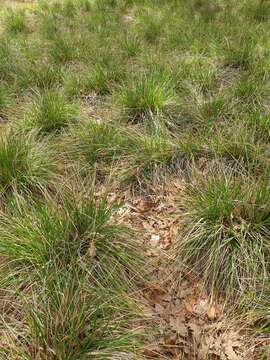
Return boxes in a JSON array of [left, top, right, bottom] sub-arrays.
[[25, 90, 78, 134], [1, 0, 270, 357]]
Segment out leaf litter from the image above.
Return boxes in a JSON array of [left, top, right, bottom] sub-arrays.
[[105, 177, 256, 359]]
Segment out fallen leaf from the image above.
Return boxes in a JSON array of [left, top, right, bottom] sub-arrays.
[[207, 304, 219, 321], [135, 198, 155, 213], [87, 241, 96, 258], [170, 316, 188, 337], [150, 234, 160, 246], [184, 300, 195, 314], [155, 303, 165, 315], [141, 345, 161, 358], [194, 299, 209, 316], [223, 340, 240, 360], [188, 321, 203, 343], [164, 335, 177, 345], [148, 287, 166, 305]]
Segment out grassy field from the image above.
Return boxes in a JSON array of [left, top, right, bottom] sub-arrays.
[[0, 0, 270, 359]]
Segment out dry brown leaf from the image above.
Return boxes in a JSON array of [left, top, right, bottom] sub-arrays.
[[188, 321, 203, 343], [154, 303, 165, 315], [142, 221, 152, 230], [135, 198, 155, 213], [87, 241, 96, 258], [164, 335, 177, 345], [169, 316, 188, 337], [148, 287, 166, 305], [193, 299, 209, 316], [223, 340, 241, 360], [184, 300, 195, 314], [159, 293, 172, 303], [141, 345, 161, 358], [207, 304, 220, 321], [150, 234, 160, 246]]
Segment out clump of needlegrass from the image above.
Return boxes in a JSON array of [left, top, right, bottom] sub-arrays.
[[23, 267, 142, 360], [121, 34, 141, 58], [0, 129, 58, 195], [0, 186, 145, 285], [176, 168, 270, 297], [25, 90, 78, 134], [5, 9, 27, 34], [0, 84, 12, 118], [0, 178, 146, 358], [119, 67, 176, 122], [69, 120, 127, 166], [0, 40, 16, 82], [121, 128, 179, 181], [70, 120, 179, 181], [209, 123, 266, 172], [0, 211, 142, 360], [223, 33, 255, 69], [64, 61, 124, 97], [50, 34, 77, 64], [18, 62, 63, 91]]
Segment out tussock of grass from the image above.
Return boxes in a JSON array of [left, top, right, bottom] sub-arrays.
[[177, 169, 270, 296], [121, 34, 141, 57], [0, 187, 144, 358], [5, 9, 27, 34], [223, 33, 255, 69], [210, 123, 266, 171], [119, 67, 176, 122], [64, 59, 124, 97], [0, 130, 58, 195], [139, 11, 163, 44], [121, 129, 179, 180], [25, 268, 141, 359], [70, 120, 180, 180], [25, 90, 78, 133], [0, 187, 144, 283], [245, 1, 270, 22], [0, 84, 12, 118], [0, 40, 16, 82], [20, 62, 63, 90], [70, 120, 127, 165], [50, 34, 77, 64]]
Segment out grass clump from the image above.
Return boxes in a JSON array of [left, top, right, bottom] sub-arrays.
[[210, 123, 266, 172], [244, 1, 270, 22], [71, 121, 179, 181], [120, 68, 176, 122], [0, 188, 144, 358], [0, 84, 11, 118], [177, 169, 270, 296], [0, 40, 16, 82], [65, 61, 124, 97], [121, 34, 141, 57], [223, 33, 255, 69], [5, 9, 27, 34], [123, 130, 178, 180], [141, 15, 162, 44], [70, 120, 126, 166], [26, 90, 78, 134], [25, 268, 141, 360], [19, 62, 63, 91], [80, 63, 122, 96], [50, 35, 77, 64], [0, 187, 144, 283], [0, 130, 58, 195]]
